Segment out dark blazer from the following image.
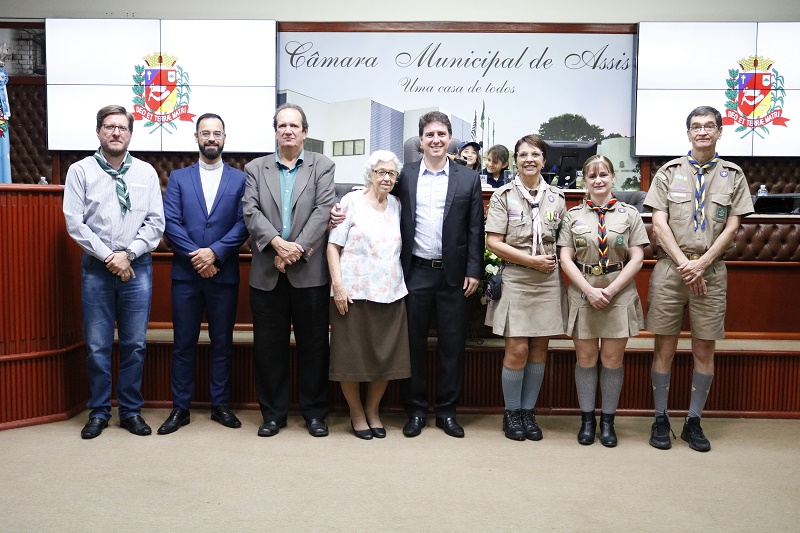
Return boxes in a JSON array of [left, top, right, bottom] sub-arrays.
[[394, 160, 485, 287], [242, 151, 335, 291], [163, 163, 249, 284]]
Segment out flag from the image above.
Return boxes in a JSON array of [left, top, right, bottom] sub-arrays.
[[0, 68, 10, 184], [470, 111, 477, 141], [480, 100, 485, 130]]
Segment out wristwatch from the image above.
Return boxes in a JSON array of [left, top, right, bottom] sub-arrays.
[[125, 249, 136, 261]]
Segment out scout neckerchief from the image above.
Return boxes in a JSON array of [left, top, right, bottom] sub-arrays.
[[513, 174, 547, 256], [687, 151, 719, 231], [586, 195, 618, 269], [94, 148, 133, 216]]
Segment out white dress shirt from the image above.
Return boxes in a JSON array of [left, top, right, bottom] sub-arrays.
[[412, 159, 450, 260], [199, 159, 223, 214]]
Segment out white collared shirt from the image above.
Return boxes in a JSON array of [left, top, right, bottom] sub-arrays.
[[199, 159, 223, 214], [412, 159, 450, 259]]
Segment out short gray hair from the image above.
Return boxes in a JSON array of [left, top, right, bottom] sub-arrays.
[[363, 150, 402, 186]]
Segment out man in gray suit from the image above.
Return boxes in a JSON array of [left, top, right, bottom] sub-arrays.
[[243, 103, 336, 437]]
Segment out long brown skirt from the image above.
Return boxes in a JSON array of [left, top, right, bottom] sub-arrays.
[[329, 298, 411, 382]]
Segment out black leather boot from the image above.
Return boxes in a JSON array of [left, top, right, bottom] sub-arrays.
[[502, 409, 525, 441], [599, 412, 617, 447], [577, 411, 597, 445]]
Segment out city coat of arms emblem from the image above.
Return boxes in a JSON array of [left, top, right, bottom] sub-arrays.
[[131, 52, 194, 133], [723, 55, 789, 138]]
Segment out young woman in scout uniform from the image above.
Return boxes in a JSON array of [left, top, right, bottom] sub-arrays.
[[557, 155, 649, 447], [485, 134, 568, 441]]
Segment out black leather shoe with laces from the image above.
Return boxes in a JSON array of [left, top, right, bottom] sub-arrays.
[[681, 416, 711, 452], [502, 409, 525, 441], [521, 409, 543, 441], [157, 408, 190, 435], [649, 413, 674, 450]]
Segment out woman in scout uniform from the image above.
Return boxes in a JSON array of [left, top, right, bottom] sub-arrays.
[[485, 134, 567, 441], [557, 155, 649, 447]]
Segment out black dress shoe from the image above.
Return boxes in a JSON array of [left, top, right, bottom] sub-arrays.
[[306, 418, 329, 437], [211, 405, 242, 428], [157, 408, 190, 435], [369, 426, 387, 439], [257, 419, 287, 437], [81, 417, 108, 439], [351, 421, 373, 440], [403, 416, 426, 437], [436, 416, 465, 438], [120, 415, 152, 436]]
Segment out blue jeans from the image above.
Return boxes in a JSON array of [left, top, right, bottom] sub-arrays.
[[81, 252, 153, 421]]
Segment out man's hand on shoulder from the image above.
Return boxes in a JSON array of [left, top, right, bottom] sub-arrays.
[[330, 203, 345, 229]]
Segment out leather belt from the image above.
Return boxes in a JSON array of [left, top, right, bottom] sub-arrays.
[[412, 256, 444, 269], [578, 262, 625, 276]]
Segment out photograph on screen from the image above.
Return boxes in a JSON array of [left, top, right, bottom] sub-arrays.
[[277, 31, 639, 187]]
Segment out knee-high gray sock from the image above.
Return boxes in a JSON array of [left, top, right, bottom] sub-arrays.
[[574, 364, 598, 413], [600, 366, 624, 415], [688, 371, 714, 418], [502, 367, 524, 411], [520, 362, 545, 410], [652, 370, 671, 417]]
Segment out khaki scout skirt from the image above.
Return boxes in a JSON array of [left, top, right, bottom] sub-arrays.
[[485, 264, 568, 337], [329, 298, 411, 382], [565, 270, 644, 339]]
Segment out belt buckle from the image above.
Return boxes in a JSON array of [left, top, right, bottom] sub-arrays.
[[689, 254, 701, 260], [431, 259, 444, 269], [591, 265, 603, 276]]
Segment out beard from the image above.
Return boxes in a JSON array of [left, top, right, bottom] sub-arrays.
[[100, 139, 129, 159], [199, 141, 223, 160]]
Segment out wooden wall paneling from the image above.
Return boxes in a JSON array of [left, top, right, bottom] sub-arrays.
[[0, 343, 87, 429], [0, 186, 80, 356]]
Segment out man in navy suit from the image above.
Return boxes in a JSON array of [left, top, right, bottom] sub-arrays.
[[394, 111, 485, 438], [158, 113, 249, 434]]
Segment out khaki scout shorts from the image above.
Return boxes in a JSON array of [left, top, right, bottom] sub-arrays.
[[645, 258, 728, 340]]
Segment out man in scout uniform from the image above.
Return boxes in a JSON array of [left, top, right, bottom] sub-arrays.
[[644, 106, 754, 452]]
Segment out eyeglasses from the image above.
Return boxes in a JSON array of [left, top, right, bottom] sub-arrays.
[[517, 151, 544, 160], [373, 169, 398, 179], [102, 124, 130, 134], [689, 125, 718, 133], [198, 130, 225, 140]]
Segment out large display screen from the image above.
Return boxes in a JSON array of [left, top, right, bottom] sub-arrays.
[[635, 22, 798, 157], [46, 19, 277, 153]]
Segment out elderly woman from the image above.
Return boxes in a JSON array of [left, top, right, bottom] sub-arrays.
[[557, 155, 649, 447], [485, 134, 567, 441], [327, 150, 411, 440]]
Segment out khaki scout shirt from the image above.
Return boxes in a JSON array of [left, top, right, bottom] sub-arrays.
[[557, 201, 649, 265], [486, 181, 566, 256], [644, 156, 754, 255]]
